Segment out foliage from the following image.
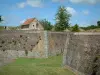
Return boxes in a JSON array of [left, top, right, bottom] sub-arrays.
[[40, 19, 53, 30], [0, 15, 5, 30], [0, 26, 20, 30], [97, 21, 100, 27], [0, 26, 5, 30], [81, 25, 98, 30], [71, 24, 80, 32], [80, 21, 100, 30], [0, 55, 75, 75], [55, 6, 71, 31], [8, 26, 19, 30], [0, 15, 3, 23]]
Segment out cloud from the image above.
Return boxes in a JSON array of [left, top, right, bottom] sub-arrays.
[[52, 0, 65, 2], [52, 0, 60, 2], [82, 10, 89, 15], [70, 0, 99, 4], [52, 0, 99, 4], [66, 7, 77, 15], [17, 0, 43, 8], [27, 0, 43, 7], [20, 19, 26, 24], [17, 2, 26, 8]]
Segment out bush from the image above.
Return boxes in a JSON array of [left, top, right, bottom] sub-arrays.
[[71, 24, 80, 32]]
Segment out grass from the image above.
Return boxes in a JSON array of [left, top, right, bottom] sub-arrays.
[[0, 55, 75, 75]]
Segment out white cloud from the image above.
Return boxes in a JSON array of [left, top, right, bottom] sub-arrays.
[[82, 10, 89, 15], [52, 0, 60, 2], [17, 2, 26, 8], [66, 7, 77, 15], [70, 0, 99, 4], [52, 0, 67, 3], [52, 0, 100, 4], [20, 19, 25, 24], [27, 0, 43, 7], [17, 0, 43, 8]]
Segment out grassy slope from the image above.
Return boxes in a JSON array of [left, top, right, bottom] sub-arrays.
[[0, 55, 75, 75]]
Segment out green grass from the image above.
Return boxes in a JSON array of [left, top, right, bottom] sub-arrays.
[[0, 55, 75, 75]]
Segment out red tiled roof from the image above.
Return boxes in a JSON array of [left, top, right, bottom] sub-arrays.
[[22, 18, 35, 25]]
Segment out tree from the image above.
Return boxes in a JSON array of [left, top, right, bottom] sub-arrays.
[[39, 19, 53, 30], [0, 15, 4, 30], [0, 15, 3, 23], [55, 6, 71, 31], [97, 21, 100, 27], [72, 24, 80, 32]]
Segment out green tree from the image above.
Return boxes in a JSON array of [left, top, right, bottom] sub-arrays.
[[55, 6, 71, 31], [39, 19, 53, 30], [97, 21, 100, 27], [72, 24, 80, 32], [0, 15, 5, 30], [0, 15, 3, 23]]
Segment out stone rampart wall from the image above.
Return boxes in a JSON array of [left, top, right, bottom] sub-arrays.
[[0, 30, 67, 66], [0, 30, 46, 66], [48, 32, 67, 56], [63, 32, 100, 75]]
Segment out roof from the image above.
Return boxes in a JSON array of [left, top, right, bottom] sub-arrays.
[[22, 18, 36, 25]]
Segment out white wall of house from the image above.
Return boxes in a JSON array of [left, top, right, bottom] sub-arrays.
[[29, 21, 43, 30], [37, 22, 44, 30], [29, 21, 37, 30], [21, 19, 43, 30]]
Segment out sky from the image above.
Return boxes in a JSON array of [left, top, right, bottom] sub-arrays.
[[0, 0, 100, 27]]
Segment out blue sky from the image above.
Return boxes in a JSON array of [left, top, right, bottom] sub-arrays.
[[0, 0, 100, 27]]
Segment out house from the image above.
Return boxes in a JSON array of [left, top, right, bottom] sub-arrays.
[[21, 18, 43, 30]]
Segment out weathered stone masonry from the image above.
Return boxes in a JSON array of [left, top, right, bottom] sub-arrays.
[[0, 31, 100, 75], [0, 30, 45, 66], [63, 32, 100, 75], [0, 30, 67, 66], [48, 32, 67, 56]]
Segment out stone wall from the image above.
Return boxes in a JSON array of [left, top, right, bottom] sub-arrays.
[[1, 30, 100, 75], [0, 30, 46, 66], [63, 32, 100, 75], [48, 32, 67, 56], [0, 30, 67, 66]]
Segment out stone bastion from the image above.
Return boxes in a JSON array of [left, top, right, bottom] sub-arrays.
[[63, 32, 100, 75], [0, 30, 67, 66], [0, 30, 100, 75]]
